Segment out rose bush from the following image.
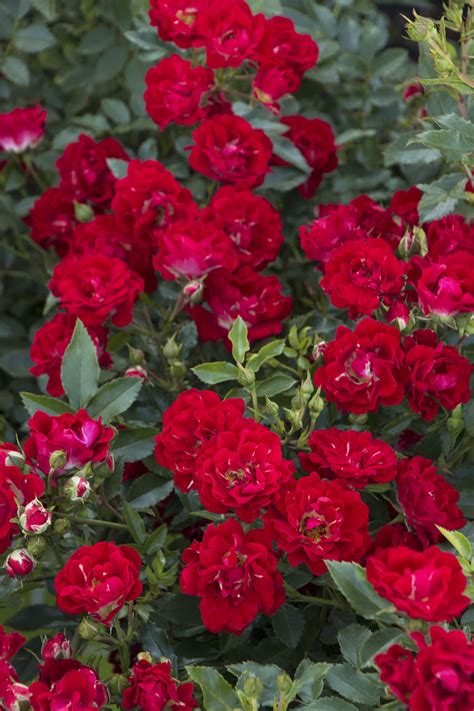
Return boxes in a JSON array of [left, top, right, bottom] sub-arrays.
[[0, 0, 472, 709]]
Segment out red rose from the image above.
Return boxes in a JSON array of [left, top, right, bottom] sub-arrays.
[[409, 627, 474, 711], [154, 389, 245, 492], [279, 116, 338, 198], [396, 456, 466, 547], [41, 634, 71, 661], [26, 187, 77, 256], [254, 65, 300, 114], [29, 659, 107, 711], [371, 523, 423, 553], [49, 254, 143, 327], [0, 659, 30, 710], [56, 134, 129, 208], [5, 549, 36, 578], [189, 115, 273, 189], [180, 518, 284, 634], [320, 238, 405, 318], [0, 105, 46, 153], [153, 218, 238, 281], [19, 499, 51, 535], [425, 215, 474, 261], [194, 419, 295, 522], [111, 159, 198, 240], [366, 545, 469, 621], [24, 410, 114, 476], [412, 251, 474, 316], [313, 318, 407, 414], [196, 2, 265, 69], [264, 473, 370, 575], [201, 187, 284, 269], [0, 464, 44, 553], [55, 542, 142, 625], [190, 267, 292, 343], [299, 428, 398, 489], [122, 660, 197, 711], [300, 203, 365, 264], [145, 54, 214, 129], [254, 16, 319, 77], [389, 186, 422, 227], [0, 626, 25, 662], [148, 0, 207, 48], [403, 329, 471, 420], [30, 313, 112, 398], [376, 644, 417, 705]]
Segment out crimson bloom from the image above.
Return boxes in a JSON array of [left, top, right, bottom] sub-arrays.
[[148, 0, 208, 48], [29, 659, 107, 710], [426, 215, 474, 261], [0, 105, 46, 153], [255, 16, 319, 77], [412, 251, 474, 317], [122, 660, 197, 710], [180, 518, 284, 635], [55, 542, 142, 625], [189, 115, 273, 189], [26, 187, 77, 256], [264, 473, 370, 575]]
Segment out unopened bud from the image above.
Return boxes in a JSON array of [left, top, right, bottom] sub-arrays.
[[54, 518, 71, 535], [49, 450, 67, 471], [447, 405, 464, 441], [137, 652, 153, 664], [78, 618, 102, 640], [169, 361, 186, 379], [128, 346, 145, 365], [73, 201, 94, 223], [182, 280, 204, 304], [387, 301, 411, 331], [5, 549, 35, 578], [237, 367, 256, 387], [19, 499, 52, 535], [26, 536, 47, 558], [406, 14, 437, 42], [64, 476, 91, 502], [125, 366, 148, 380], [264, 397, 279, 418], [276, 673, 292, 696], [301, 372, 314, 399], [243, 674, 263, 699], [312, 341, 326, 362], [349, 413, 368, 426], [308, 388, 325, 418], [432, 52, 456, 75], [162, 336, 181, 361], [42, 633, 71, 660]]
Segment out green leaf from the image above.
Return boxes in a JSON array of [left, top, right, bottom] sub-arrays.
[[20, 392, 74, 417], [186, 667, 240, 711], [86, 377, 143, 421], [437, 526, 473, 560], [95, 46, 128, 83], [247, 339, 285, 373], [262, 166, 308, 192], [359, 628, 407, 668], [294, 660, 332, 702], [101, 98, 130, 125], [417, 173, 467, 221], [155, 594, 202, 627], [271, 136, 311, 174], [0, 349, 32, 377], [14, 23, 56, 52], [60, 319, 100, 409], [126, 472, 174, 509], [228, 316, 250, 364], [337, 624, 372, 668], [309, 699, 358, 711], [106, 158, 129, 179], [256, 374, 296, 397], [8, 604, 71, 631], [145, 524, 167, 555], [271, 604, 305, 649], [31, 0, 57, 20], [326, 665, 380, 706], [122, 501, 146, 544], [112, 427, 158, 462], [228, 662, 282, 706], [2, 56, 29, 85], [192, 362, 240, 384], [326, 561, 396, 622]]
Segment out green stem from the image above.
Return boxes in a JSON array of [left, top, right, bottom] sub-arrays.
[[71, 517, 128, 531], [284, 584, 347, 609]]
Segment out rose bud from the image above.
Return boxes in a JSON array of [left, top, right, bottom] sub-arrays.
[[124, 366, 148, 380], [182, 280, 204, 304], [3, 450, 25, 469], [27, 536, 47, 559], [42, 633, 72, 660], [49, 449, 67, 472], [19, 499, 52, 535], [64, 475, 91, 502], [5, 549, 36, 577]]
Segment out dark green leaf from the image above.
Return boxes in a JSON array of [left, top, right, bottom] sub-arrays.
[[14, 23, 56, 52], [112, 427, 158, 462], [247, 339, 285, 373], [87, 377, 143, 421], [122, 501, 146, 544], [186, 666, 240, 711], [60, 319, 100, 409], [228, 316, 249, 364], [271, 604, 305, 649], [326, 665, 380, 705], [2, 56, 29, 85], [192, 362, 240, 384], [326, 561, 396, 622], [256, 374, 296, 397], [20, 392, 74, 417], [337, 624, 372, 668], [126, 472, 174, 509]]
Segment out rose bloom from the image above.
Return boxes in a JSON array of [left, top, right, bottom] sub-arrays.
[[0, 659, 30, 711], [0, 105, 46, 153], [403, 329, 471, 421], [371, 523, 423, 553], [279, 116, 338, 198], [190, 267, 292, 343], [195, 419, 295, 522], [155, 389, 245, 492], [148, 0, 207, 48], [189, 115, 273, 189], [56, 134, 129, 208], [180, 518, 284, 635], [24, 410, 114, 476], [397, 456, 466, 547], [30, 312, 112, 398], [320, 238, 405, 318], [153, 218, 238, 281], [253, 63, 301, 113], [389, 186, 422, 227], [0, 626, 25, 662], [201, 186, 284, 269], [122, 660, 197, 711], [49, 254, 144, 327], [366, 545, 469, 621], [412, 251, 474, 317], [55, 542, 142, 625], [264, 473, 370, 575], [26, 187, 77, 256], [196, 1, 265, 69], [0, 443, 22, 468], [426, 215, 474, 261], [377, 627, 474, 711], [145, 54, 214, 129], [19, 499, 51, 535], [313, 318, 407, 414], [299, 428, 398, 489], [29, 659, 108, 711], [0, 464, 45, 553], [111, 159, 198, 240], [255, 16, 319, 77]]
